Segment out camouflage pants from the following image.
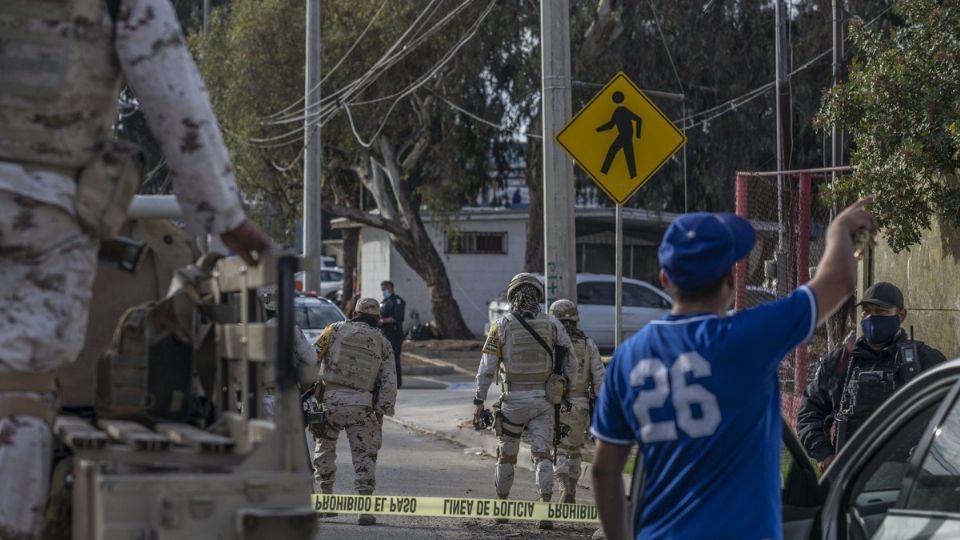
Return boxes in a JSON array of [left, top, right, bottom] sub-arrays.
[[495, 393, 554, 500], [0, 191, 98, 538], [554, 399, 590, 501], [311, 402, 383, 494]]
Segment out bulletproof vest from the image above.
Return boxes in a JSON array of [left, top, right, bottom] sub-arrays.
[[838, 363, 898, 425], [568, 337, 591, 398], [0, 0, 123, 169], [321, 322, 382, 393], [501, 315, 554, 389]]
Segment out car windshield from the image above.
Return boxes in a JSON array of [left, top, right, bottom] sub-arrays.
[[295, 304, 343, 329]]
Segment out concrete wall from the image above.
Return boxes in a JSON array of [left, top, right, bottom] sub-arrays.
[[872, 217, 960, 360], [359, 214, 527, 336]]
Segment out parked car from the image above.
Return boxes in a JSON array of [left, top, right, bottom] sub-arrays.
[[294, 294, 346, 344], [294, 268, 344, 300], [485, 273, 672, 351], [625, 359, 960, 539]]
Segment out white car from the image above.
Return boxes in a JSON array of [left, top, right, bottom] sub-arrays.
[[294, 268, 344, 300], [485, 273, 673, 351], [294, 294, 347, 344]]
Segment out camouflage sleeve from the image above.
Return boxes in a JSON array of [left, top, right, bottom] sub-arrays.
[[115, 0, 246, 236], [313, 324, 336, 363], [587, 338, 605, 391], [475, 320, 501, 402], [376, 336, 398, 416]]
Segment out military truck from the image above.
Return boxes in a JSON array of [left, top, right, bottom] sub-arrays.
[[50, 197, 316, 539]]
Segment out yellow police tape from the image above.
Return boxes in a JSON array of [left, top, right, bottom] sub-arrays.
[[312, 494, 599, 523]]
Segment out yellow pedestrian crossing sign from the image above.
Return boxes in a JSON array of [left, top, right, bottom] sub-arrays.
[[556, 72, 686, 205]]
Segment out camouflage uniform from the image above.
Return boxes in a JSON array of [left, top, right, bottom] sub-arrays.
[[549, 300, 606, 503], [257, 285, 319, 419], [311, 299, 397, 507], [0, 1, 247, 536], [474, 275, 576, 508]]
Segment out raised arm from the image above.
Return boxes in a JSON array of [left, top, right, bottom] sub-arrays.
[[807, 196, 877, 326]]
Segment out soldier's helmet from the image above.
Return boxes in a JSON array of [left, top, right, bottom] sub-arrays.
[[356, 297, 382, 317], [549, 299, 579, 322], [506, 272, 544, 301], [258, 285, 278, 312]]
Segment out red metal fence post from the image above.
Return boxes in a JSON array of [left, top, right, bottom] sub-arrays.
[[795, 173, 813, 393], [734, 174, 749, 311]]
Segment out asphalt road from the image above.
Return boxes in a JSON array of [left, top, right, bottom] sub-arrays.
[[313, 420, 598, 540]]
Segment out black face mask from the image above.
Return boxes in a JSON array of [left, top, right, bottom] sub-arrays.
[[861, 314, 900, 345]]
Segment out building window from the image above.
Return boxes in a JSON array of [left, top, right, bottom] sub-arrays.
[[446, 231, 507, 254]]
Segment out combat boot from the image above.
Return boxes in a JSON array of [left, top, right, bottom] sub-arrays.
[[495, 493, 509, 524], [561, 491, 575, 504], [316, 486, 337, 518], [538, 495, 553, 530], [357, 490, 376, 526]]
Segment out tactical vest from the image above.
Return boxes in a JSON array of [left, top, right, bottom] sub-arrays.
[[501, 315, 554, 391], [568, 337, 591, 399], [321, 322, 381, 393], [0, 0, 122, 169]]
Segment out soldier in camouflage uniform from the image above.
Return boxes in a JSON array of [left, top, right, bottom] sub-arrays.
[[0, 1, 271, 537], [312, 298, 398, 526], [549, 299, 605, 504], [257, 285, 318, 419], [473, 273, 576, 529]]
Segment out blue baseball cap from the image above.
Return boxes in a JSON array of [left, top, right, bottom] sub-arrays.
[[658, 212, 756, 290]]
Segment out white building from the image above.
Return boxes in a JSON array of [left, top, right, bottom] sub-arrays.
[[334, 206, 679, 337]]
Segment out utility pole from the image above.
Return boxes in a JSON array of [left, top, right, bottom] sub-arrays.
[[831, 0, 844, 176], [774, 0, 791, 297], [203, 0, 210, 35], [540, 0, 577, 306], [303, 0, 323, 292]]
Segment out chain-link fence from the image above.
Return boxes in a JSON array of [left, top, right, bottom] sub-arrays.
[[734, 167, 853, 426]]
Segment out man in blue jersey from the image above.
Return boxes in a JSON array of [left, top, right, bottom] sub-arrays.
[[590, 197, 876, 540]]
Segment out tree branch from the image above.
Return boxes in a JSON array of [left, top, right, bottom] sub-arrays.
[[322, 202, 406, 237]]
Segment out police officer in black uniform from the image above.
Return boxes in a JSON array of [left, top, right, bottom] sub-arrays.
[[797, 282, 946, 470], [379, 280, 406, 388]]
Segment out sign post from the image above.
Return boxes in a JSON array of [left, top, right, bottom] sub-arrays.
[[555, 72, 686, 347]]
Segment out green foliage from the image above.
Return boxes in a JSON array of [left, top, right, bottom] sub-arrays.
[[818, 0, 960, 251]]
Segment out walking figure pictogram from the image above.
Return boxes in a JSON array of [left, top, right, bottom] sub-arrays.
[[596, 91, 642, 178]]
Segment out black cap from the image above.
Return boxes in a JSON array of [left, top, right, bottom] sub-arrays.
[[858, 282, 904, 310]]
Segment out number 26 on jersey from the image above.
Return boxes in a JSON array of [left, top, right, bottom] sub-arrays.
[[631, 352, 721, 443]]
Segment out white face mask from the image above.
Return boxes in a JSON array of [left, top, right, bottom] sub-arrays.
[[382, 289, 391, 299]]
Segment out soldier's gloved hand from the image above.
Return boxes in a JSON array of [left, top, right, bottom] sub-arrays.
[[473, 403, 484, 423], [221, 220, 273, 266]]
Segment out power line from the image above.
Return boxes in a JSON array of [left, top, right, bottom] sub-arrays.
[[645, 0, 684, 96], [432, 91, 542, 139], [342, 0, 497, 148]]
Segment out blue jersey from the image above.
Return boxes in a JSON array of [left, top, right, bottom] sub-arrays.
[[591, 286, 817, 540]]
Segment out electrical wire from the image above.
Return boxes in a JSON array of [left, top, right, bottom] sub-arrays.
[[260, 0, 454, 126], [341, 0, 497, 148], [432, 91, 543, 139], [247, 0, 489, 150], [259, 0, 390, 121], [645, 0, 684, 95]]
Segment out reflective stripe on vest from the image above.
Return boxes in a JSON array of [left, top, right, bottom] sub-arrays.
[[321, 322, 382, 393], [0, 0, 122, 168]]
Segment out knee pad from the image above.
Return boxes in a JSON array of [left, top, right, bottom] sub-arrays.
[[497, 448, 518, 464], [532, 451, 552, 462]]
